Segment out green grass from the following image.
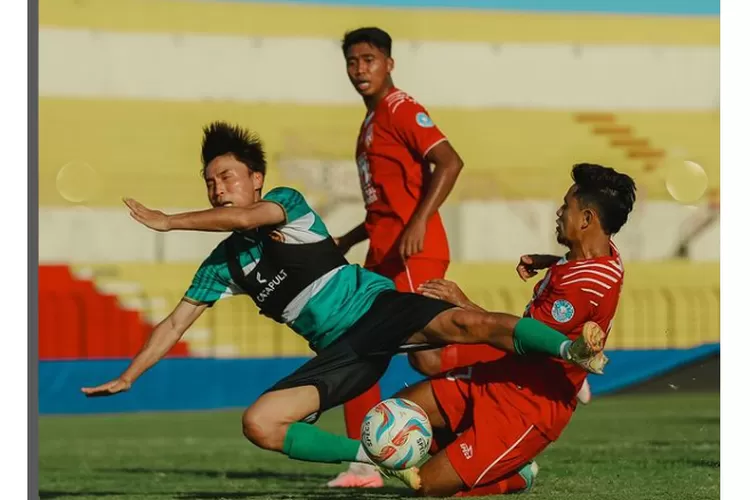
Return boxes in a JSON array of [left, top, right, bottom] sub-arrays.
[[39, 393, 719, 499]]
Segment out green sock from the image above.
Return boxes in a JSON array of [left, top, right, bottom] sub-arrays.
[[282, 422, 361, 464], [512, 317, 571, 358]]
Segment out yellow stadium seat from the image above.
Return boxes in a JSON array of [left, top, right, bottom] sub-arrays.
[[43, 99, 720, 207]]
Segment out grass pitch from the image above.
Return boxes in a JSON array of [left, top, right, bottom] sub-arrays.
[[39, 393, 719, 499]]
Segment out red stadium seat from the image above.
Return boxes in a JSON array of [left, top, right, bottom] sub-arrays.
[[38, 265, 190, 360]]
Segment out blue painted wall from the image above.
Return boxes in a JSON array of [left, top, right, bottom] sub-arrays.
[[218, 0, 719, 16], [40, 343, 719, 415]]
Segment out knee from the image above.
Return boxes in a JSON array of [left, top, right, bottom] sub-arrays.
[[408, 349, 444, 377], [414, 486, 430, 498], [242, 406, 286, 451]]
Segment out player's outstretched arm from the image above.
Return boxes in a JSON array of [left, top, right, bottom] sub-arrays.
[[516, 254, 563, 281], [81, 299, 208, 397], [400, 142, 464, 259], [418, 279, 485, 312], [334, 222, 369, 255], [123, 198, 286, 233]]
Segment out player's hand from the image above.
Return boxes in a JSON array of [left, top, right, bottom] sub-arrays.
[[399, 219, 427, 260], [81, 378, 132, 398], [124, 198, 171, 232], [418, 279, 470, 308], [333, 236, 353, 256], [516, 255, 539, 282]]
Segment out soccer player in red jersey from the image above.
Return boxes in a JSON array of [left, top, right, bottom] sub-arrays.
[[415, 251, 594, 406], [330, 27, 465, 487], [392, 163, 636, 496]]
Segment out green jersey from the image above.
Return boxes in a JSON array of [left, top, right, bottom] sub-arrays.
[[185, 187, 395, 351]]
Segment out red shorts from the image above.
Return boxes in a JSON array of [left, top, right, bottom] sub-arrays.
[[439, 344, 507, 372], [431, 366, 552, 489], [368, 258, 449, 292]]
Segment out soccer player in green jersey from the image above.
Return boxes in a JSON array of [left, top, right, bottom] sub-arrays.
[[82, 122, 607, 473]]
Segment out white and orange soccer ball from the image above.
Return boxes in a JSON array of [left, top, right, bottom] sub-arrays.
[[360, 398, 433, 470]]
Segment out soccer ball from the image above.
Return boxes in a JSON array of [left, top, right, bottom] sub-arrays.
[[360, 398, 433, 470]]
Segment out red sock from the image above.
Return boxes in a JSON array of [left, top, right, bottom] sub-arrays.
[[454, 472, 528, 497], [343, 383, 382, 439]]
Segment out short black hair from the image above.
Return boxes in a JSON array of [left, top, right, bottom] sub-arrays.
[[571, 163, 637, 235], [342, 27, 392, 57], [201, 121, 266, 176]]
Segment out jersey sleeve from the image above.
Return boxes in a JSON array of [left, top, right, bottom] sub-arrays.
[[390, 99, 447, 159], [263, 187, 310, 224], [184, 241, 241, 306]]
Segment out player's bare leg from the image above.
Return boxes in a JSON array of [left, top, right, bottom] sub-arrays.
[[407, 348, 444, 377], [242, 386, 322, 451], [384, 442, 515, 498], [413, 449, 464, 497], [406, 309, 608, 374], [383, 381, 539, 496], [395, 378, 450, 430], [452, 461, 539, 497], [242, 386, 376, 467], [400, 376, 460, 452], [382, 432, 539, 496]]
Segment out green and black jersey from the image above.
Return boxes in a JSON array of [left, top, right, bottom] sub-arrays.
[[185, 187, 395, 351]]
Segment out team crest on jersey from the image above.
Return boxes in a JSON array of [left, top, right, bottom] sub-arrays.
[[416, 112, 434, 128], [551, 299, 575, 323]]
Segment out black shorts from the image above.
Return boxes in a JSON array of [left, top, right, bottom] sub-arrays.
[[264, 290, 455, 422]]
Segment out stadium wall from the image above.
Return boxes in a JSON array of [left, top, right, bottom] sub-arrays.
[[175, 0, 719, 16], [40, 343, 720, 415], [40, 29, 719, 109], [38, 1, 721, 414], [40, 199, 718, 263], [39, 0, 720, 263]]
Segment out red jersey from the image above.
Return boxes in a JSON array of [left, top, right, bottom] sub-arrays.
[[355, 87, 451, 268], [478, 242, 625, 441]]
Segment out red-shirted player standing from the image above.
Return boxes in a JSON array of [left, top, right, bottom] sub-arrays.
[[392, 163, 636, 496], [329, 27, 465, 487]]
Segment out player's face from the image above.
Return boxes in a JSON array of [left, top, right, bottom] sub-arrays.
[[345, 42, 393, 97], [203, 154, 263, 208], [556, 185, 586, 246]]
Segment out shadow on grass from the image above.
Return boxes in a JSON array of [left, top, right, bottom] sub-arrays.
[[177, 487, 407, 499], [40, 492, 129, 499], [112, 466, 336, 482]]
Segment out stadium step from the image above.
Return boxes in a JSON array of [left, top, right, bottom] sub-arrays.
[[39, 264, 190, 360], [572, 111, 719, 202], [69, 263, 317, 358]]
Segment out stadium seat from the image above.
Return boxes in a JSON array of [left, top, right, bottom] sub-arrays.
[[38, 264, 191, 360], [41, 99, 718, 208]]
